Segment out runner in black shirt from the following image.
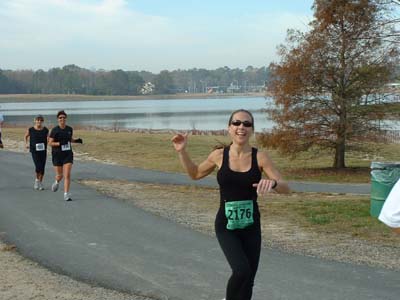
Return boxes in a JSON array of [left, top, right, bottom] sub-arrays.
[[0, 110, 4, 149], [48, 110, 82, 201], [24, 115, 49, 190], [172, 109, 290, 300]]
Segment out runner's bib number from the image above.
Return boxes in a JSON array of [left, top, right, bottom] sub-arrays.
[[61, 142, 71, 151], [35, 143, 45, 151], [225, 200, 254, 230]]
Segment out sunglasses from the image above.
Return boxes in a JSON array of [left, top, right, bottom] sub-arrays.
[[58, 116, 66, 119], [231, 120, 253, 127]]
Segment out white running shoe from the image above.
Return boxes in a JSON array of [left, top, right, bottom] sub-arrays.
[[38, 182, 44, 191], [51, 181, 59, 192], [64, 192, 72, 201], [34, 179, 40, 190]]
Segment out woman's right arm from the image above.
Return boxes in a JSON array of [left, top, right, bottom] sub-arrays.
[[24, 129, 30, 149], [48, 137, 60, 147], [172, 133, 218, 180]]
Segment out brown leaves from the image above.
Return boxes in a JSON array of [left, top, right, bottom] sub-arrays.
[[266, 0, 398, 168]]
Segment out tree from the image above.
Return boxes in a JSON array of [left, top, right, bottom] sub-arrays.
[[62, 64, 83, 94], [108, 70, 130, 95], [264, 0, 399, 169], [127, 71, 145, 95], [376, 1, 400, 44], [32, 69, 48, 93], [4, 69, 34, 93], [154, 70, 176, 94], [0, 70, 11, 93], [0, 69, 26, 93]]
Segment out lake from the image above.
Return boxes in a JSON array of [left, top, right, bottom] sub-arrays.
[[0, 96, 398, 131], [0, 97, 274, 131]]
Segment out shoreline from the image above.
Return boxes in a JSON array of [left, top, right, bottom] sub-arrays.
[[2, 124, 231, 136], [0, 92, 266, 103]]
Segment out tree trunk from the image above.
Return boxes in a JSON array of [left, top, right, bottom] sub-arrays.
[[333, 139, 346, 169]]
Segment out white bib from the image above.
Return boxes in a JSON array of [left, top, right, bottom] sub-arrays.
[[35, 143, 45, 151], [61, 142, 71, 151]]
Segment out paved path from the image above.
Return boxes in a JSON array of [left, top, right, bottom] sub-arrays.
[[0, 151, 397, 300], [72, 156, 371, 195]]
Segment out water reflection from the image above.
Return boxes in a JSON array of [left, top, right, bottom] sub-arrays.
[[1, 96, 399, 131], [1, 97, 273, 131]]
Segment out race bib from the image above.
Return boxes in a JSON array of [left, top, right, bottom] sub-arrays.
[[35, 143, 45, 151], [225, 200, 254, 230], [61, 142, 71, 151]]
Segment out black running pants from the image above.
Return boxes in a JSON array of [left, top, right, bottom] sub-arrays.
[[31, 151, 47, 174], [215, 222, 261, 300]]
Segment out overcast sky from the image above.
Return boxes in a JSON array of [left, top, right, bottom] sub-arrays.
[[0, 0, 314, 72]]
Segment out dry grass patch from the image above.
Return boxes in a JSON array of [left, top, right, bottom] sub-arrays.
[[1, 244, 17, 252]]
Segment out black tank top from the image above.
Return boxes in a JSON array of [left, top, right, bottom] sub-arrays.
[[49, 125, 73, 153], [29, 127, 49, 153], [216, 146, 262, 225]]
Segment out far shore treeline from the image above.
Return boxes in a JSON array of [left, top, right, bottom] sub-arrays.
[[0, 65, 269, 96]]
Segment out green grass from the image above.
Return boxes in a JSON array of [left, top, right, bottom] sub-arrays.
[[265, 194, 397, 243], [301, 200, 371, 225], [4, 127, 400, 183]]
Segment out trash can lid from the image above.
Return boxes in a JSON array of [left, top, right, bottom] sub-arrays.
[[371, 161, 400, 169]]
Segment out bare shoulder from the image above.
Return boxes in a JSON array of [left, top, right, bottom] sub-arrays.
[[256, 149, 273, 164], [256, 149, 277, 172], [208, 148, 224, 167]]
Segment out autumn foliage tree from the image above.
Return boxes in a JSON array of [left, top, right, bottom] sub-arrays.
[[263, 0, 399, 169]]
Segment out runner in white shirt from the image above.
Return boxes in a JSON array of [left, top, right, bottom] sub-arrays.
[[378, 178, 400, 234]]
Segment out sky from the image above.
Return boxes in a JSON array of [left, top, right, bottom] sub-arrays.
[[0, 0, 314, 73]]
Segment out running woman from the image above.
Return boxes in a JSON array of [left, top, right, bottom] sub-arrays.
[[24, 115, 49, 190], [172, 109, 290, 300], [379, 178, 400, 234], [0, 110, 4, 148], [48, 110, 83, 201]]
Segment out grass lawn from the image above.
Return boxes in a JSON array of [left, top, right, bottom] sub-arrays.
[[4, 127, 400, 183], [269, 193, 395, 242]]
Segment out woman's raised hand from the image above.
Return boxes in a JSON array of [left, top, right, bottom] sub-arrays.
[[171, 133, 188, 152]]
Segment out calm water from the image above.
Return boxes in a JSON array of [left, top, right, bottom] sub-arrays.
[[1, 96, 398, 131], [0, 97, 274, 131]]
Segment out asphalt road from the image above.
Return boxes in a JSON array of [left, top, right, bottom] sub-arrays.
[[0, 151, 398, 300], [72, 156, 371, 195]]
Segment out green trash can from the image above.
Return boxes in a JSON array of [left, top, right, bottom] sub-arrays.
[[370, 162, 400, 217]]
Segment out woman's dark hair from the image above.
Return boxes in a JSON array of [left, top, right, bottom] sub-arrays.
[[228, 109, 255, 129], [57, 110, 67, 118]]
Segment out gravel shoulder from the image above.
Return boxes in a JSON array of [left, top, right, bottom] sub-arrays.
[[0, 241, 153, 300]]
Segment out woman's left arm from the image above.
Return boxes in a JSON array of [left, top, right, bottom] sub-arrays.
[[71, 131, 83, 144], [24, 128, 30, 149], [256, 151, 290, 194]]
